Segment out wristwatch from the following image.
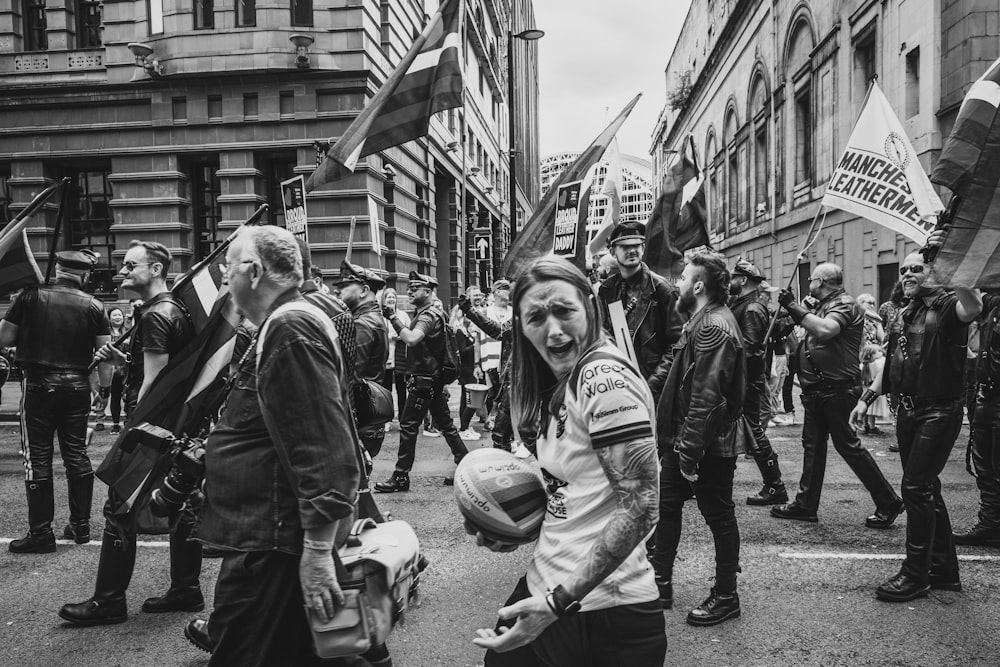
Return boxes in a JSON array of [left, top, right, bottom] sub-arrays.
[[550, 584, 581, 616]]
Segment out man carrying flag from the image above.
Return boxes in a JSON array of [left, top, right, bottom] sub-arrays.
[[60, 241, 201, 626]]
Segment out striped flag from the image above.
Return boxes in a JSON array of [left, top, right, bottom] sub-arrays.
[[502, 94, 642, 278], [0, 182, 62, 296], [305, 0, 463, 191], [96, 213, 266, 517], [929, 56, 1000, 288], [643, 134, 709, 277]]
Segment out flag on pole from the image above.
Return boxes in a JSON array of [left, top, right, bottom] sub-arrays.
[[928, 56, 1000, 288], [821, 80, 942, 244], [587, 137, 623, 257], [0, 182, 63, 297], [643, 134, 708, 277], [502, 93, 642, 278], [96, 212, 266, 516], [305, 0, 463, 191]]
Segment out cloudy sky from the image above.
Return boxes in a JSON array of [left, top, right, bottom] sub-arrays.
[[532, 0, 689, 161]]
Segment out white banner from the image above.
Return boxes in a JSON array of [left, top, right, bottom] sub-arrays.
[[821, 81, 942, 244]]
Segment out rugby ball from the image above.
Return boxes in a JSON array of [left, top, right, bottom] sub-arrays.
[[454, 448, 546, 544]]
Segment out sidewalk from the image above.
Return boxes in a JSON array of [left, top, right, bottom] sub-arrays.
[[0, 381, 20, 422]]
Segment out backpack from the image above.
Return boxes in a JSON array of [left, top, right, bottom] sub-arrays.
[[436, 310, 460, 384]]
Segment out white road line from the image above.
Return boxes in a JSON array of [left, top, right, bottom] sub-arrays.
[[780, 551, 1000, 562], [0, 537, 170, 548]]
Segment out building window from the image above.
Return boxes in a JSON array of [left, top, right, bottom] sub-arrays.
[[23, 0, 48, 51], [65, 168, 115, 297], [794, 88, 812, 188], [379, 0, 391, 51], [291, 0, 313, 27], [906, 47, 920, 118], [279, 91, 294, 118], [243, 93, 259, 120], [853, 27, 877, 116], [750, 77, 769, 220], [774, 106, 785, 207], [76, 0, 102, 48], [172, 97, 187, 123], [236, 0, 255, 27], [148, 0, 164, 35], [187, 160, 222, 261], [194, 0, 214, 30], [208, 95, 223, 121], [0, 165, 11, 224]]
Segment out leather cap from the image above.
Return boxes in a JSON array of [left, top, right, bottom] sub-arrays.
[[333, 260, 386, 290], [408, 270, 437, 289], [733, 259, 764, 281], [607, 221, 646, 247], [56, 250, 97, 271]]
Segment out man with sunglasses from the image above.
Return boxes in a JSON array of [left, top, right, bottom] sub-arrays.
[[852, 251, 982, 601], [771, 262, 902, 531], [61, 240, 202, 626], [376, 271, 468, 492]]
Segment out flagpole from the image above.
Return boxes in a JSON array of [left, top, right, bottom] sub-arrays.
[[459, 0, 470, 285], [0, 178, 69, 236], [44, 180, 72, 285], [763, 205, 828, 343], [346, 215, 357, 264]]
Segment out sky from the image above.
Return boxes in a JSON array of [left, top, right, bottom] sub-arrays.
[[532, 0, 690, 161]]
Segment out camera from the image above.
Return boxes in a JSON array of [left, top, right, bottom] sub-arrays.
[[124, 422, 206, 517]]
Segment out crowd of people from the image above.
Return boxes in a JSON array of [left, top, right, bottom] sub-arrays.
[[2, 221, 998, 665]]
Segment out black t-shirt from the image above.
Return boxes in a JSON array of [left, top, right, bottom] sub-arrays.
[[797, 290, 864, 389], [126, 292, 193, 410]]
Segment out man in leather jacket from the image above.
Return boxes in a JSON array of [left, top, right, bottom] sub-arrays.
[[0, 251, 112, 553], [729, 260, 788, 506], [597, 221, 682, 404], [335, 260, 389, 459], [652, 251, 745, 627]]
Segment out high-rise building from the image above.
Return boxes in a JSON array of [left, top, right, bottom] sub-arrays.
[[651, 0, 997, 303], [0, 0, 540, 304]]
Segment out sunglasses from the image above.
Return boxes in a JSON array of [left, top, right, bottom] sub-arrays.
[[121, 261, 151, 272], [899, 265, 926, 276]]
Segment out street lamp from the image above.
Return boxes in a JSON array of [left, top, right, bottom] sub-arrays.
[[507, 23, 544, 247]]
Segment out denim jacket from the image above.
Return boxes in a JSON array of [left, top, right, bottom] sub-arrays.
[[195, 291, 359, 553]]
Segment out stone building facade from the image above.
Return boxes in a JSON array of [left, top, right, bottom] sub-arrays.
[[652, 0, 998, 304], [0, 0, 540, 305]]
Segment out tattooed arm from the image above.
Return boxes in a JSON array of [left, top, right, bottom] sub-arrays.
[[563, 437, 659, 600]]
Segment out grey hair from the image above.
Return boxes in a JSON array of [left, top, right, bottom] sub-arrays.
[[242, 226, 303, 289], [815, 262, 843, 286]]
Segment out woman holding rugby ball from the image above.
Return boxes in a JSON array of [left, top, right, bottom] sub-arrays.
[[468, 256, 666, 666]]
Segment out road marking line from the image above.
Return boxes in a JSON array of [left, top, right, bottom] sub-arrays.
[[780, 552, 1000, 562], [0, 537, 170, 548]]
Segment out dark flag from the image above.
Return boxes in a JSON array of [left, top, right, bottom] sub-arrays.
[[501, 93, 642, 279], [306, 0, 463, 191], [0, 181, 64, 296], [96, 210, 267, 518], [929, 56, 1000, 287], [643, 134, 708, 277]]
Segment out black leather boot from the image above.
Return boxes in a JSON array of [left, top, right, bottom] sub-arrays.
[[10, 479, 56, 554], [746, 484, 788, 506], [686, 587, 740, 626], [374, 471, 410, 493], [58, 530, 134, 625], [953, 522, 1000, 547], [62, 473, 94, 544], [143, 523, 204, 613], [875, 570, 930, 602]]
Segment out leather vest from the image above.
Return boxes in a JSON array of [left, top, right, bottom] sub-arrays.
[[14, 283, 105, 374]]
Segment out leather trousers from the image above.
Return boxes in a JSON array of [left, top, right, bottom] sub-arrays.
[[743, 377, 783, 487], [971, 392, 1000, 528], [895, 399, 963, 581]]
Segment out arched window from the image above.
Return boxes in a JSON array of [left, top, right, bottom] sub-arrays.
[[724, 106, 740, 234], [749, 72, 769, 220], [786, 18, 814, 194], [705, 131, 722, 237]]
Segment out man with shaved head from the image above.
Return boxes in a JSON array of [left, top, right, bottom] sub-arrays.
[[852, 250, 982, 602], [771, 262, 902, 532]]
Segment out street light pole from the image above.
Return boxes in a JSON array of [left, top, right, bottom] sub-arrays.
[[506, 19, 544, 249]]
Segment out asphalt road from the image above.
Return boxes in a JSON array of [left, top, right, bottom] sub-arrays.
[[0, 385, 998, 666]]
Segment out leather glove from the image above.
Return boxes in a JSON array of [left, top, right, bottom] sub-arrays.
[[778, 289, 809, 324], [381, 305, 395, 320], [458, 294, 472, 313], [777, 289, 796, 309]]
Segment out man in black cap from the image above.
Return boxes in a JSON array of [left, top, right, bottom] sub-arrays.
[[0, 250, 112, 553], [773, 262, 902, 530], [376, 271, 468, 491], [61, 240, 200, 625], [729, 259, 788, 506], [334, 261, 389, 459], [596, 221, 682, 405]]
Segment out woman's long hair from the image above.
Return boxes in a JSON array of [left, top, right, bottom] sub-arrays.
[[379, 287, 397, 312], [509, 256, 606, 440]]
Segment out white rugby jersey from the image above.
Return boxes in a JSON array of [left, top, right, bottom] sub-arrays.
[[526, 342, 658, 611]]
